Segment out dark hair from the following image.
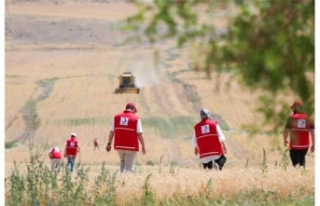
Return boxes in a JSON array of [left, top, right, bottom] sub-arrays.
[[126, 105, 135, 110]]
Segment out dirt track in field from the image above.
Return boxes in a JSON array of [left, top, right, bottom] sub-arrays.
[[5, 0, 314, 176]]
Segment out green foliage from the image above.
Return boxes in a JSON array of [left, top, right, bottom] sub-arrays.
[[146, 160, 155, 166], [22, 99, 40, 130], [141, 173, 155, 205], [6, 161, 25, 206], [5, 141, 16, 149], [122, 0, 315, 129], [205, 178, 213, 198], [281, 148, 290, 171], [5, 146, 314, 206], [169, 160, 180, 176], [94, 162, 119, 205], [261, 148, 268, 175], [158, 155, 163, 174], [245, 158, 249, 169], [36, 77, 59, 101]]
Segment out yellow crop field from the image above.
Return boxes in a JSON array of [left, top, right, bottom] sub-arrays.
[[5, 1, 314, 205]]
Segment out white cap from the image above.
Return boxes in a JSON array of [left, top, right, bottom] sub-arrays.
[[71, 133, 76, 137]]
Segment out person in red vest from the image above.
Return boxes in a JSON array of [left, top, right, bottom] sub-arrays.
[[49, 146, 62, 172], [94, 138, 99, 150], [106, 102, 146, 173], [192, 109, 227, 171], [64, 133, 80, 172], [283, 100, 315, 167]]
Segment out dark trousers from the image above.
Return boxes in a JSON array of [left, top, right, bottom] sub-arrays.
[[67, 156, 75, 172], [202, 155, 227, 170], [289, 149, 308, 167]]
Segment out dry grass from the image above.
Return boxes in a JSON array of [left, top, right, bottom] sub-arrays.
[[5, 152, 314, 205], [110, 167, 314, 205]]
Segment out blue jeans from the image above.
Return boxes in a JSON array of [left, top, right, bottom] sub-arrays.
[[67, 156, 75, 172]]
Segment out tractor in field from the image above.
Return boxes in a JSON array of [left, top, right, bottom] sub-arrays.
[[114, 72, 140, 94]]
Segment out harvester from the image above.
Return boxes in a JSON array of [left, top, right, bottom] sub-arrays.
[[114, 72, 140, 94]]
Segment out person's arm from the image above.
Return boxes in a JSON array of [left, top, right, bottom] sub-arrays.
[[138, 133, 146, 155], [64, 144, 67, 158], [216, 125, 227, 154], [136, 119, 146, 154], [310, 119, 315, 153], [106, 120, 115, 152], [77, 143, 80, 153], [106, 131, 114, 152], [49, 149, 52, 159], [310, 129, 315, 153], [283, 117, 291, 147], [221, 142, 227, 154], [283, 129, 290, 146], [191, 131, 198, 155]]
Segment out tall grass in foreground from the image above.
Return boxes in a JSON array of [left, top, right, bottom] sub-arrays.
[[5, 148, 314, 206]]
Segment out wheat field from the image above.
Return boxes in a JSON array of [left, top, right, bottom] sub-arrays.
[[5, 1, 315, 205]]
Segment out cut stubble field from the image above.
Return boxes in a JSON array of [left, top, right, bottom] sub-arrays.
[[5, 1, 314, 205]]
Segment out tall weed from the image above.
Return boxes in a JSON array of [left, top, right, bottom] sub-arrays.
[[5, 147, 314, 206]]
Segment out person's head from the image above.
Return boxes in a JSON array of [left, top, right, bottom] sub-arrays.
[[290, 100, 304, 114], [71, 133, 77, 138], [125, 102, 137, 114], [200, 109, 211, 120]]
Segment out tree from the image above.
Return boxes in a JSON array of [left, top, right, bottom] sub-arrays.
[[122, 0, 314, 130]]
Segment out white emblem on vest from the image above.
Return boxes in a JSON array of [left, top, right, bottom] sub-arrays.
[[201, 125, 210, 134], [120, 117, 129, 126], [70, 142, 75, 147], [297, 119, 306, 128]]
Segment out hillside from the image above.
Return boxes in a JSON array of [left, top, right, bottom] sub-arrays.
[[5, 1, 314, 176]]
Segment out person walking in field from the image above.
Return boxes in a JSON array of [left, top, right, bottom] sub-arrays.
[[106, 102, 146, 173], [49, 146, 62, 172], [283, 100, 315, 167], [64, 133, 80, 172], [94, 138, 100, 150], [192, 109, 227, 171]]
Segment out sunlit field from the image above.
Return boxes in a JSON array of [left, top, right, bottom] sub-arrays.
[[5, 1, 314, 205], [5, 146, 314, 205]]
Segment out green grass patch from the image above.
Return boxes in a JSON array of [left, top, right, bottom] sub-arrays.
[[21, 100, 40, 130], [61, 117, 110, 126], [6, 75, 22, 78], [142, 116, 196, 139], [37, 77, 59, 84], [146, 160, 154, 166], [5, 140, 16, 149]]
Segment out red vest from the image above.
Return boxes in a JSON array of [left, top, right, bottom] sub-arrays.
[[289, 113, 312, 150], [51, 147, 61, 159], [66, 138, 78, 157], [114, 110, 139, 151], [194, 119, 223, 159]]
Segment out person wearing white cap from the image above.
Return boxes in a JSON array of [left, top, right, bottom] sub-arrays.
[[49, 146, 62, 172], [192, 109, 227, 171], [106, 102, 146, 173], [64, 133, 80, 172]]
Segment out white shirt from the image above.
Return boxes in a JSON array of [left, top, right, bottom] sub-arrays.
[[110, 119, 143, 133], [191, 124, 226, 163]]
